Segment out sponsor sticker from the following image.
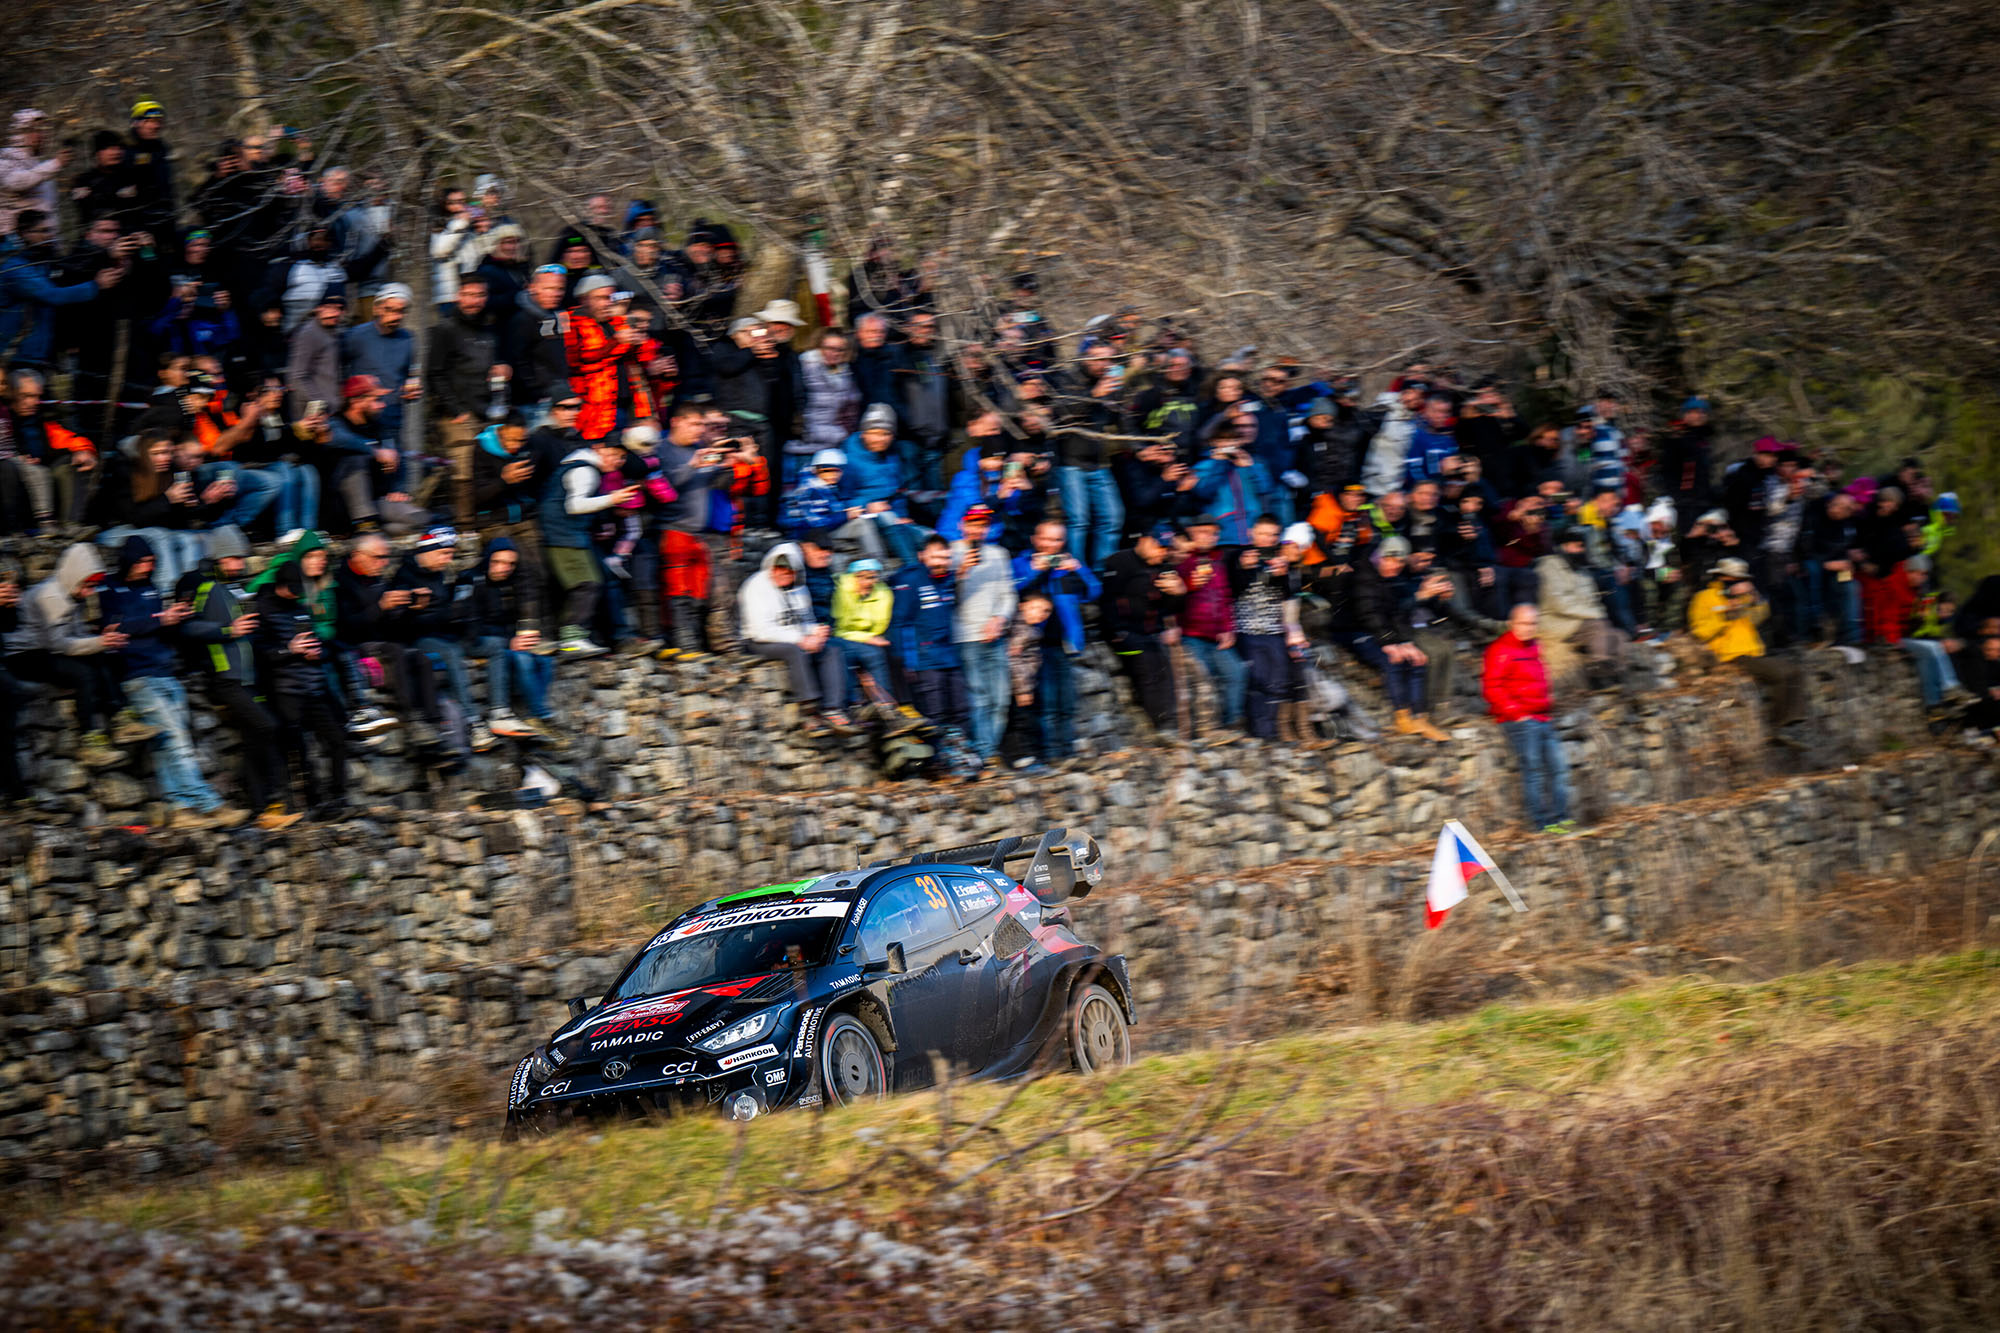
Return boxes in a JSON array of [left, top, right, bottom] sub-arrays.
[[685, 1017, 727, 1044], [848, 895, 869, 926], [666, 901, 849, 941], [661, 1060, 699, 1078], [792, 1006, 824, 1061], [510, 1058, 533, 1108], [715, 1042, 780, 1071], [948, 877, 999, 916], [797, 1092, 823, 1108], [589, 1029, 668, 1053], [830, 974, 861, 990], [538, 1080, 572, 1097], [764, 1068, 787, 1086], [578, 992, 692, 1036]]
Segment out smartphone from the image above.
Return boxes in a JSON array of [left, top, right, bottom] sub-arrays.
[[1004, 460, 1025, 481], [1104, 363, 1126, 386], [306, 400, 326, 419]]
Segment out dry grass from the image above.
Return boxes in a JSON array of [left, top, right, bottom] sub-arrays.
[[8, 951, 2000, 1329]]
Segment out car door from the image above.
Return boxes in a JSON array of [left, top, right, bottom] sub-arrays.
[[937, 873, 1025, 1074], [857, 872, 978, 1090]]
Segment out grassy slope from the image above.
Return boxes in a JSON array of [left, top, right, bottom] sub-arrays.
[[38, 948, 2000, 1245]]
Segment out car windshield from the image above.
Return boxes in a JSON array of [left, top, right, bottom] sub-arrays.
[[605, 899, 848, 1002]]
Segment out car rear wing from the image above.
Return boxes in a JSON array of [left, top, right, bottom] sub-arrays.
[[870, 827, 1104, 904]]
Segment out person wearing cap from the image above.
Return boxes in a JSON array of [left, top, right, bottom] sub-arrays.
[[1691, 555, 1806, 741], [1174, 513, 1247, 732], [1099, 524, 1189, 736], [707, 310, 796, 526], [0, 109, 67, 239], [332, 531, 446, 755], [427, 272, 507, 526], [951, 501, 1019, 764], [474, 224, 532, 312], [285, 283, 345, 422], [779, 447, 848, 541], [739, 540, 851, 731], [564, 273, 644, 445], [387, 524, 495, 753], [119, 100, 176, 243], [317, 374, 425, 537], [341, 280, 420, 440]]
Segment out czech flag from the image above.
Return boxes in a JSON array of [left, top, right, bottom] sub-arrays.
[[1424, 821, 1522, 929]]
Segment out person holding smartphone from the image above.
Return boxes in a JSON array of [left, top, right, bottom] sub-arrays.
[[1690, 556, 1806, 744]]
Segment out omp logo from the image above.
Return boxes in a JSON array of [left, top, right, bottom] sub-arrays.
[[667, 901, 849, 941], [715, 1043, 780, 1071], [764, 1069, 786, 1086]]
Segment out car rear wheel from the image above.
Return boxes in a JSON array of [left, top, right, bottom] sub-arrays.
[[1068, 983, 1131, 1074], [820, 1013, 887, 1106]]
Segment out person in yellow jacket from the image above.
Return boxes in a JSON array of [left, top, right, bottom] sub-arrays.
[[832, 558, 902, 717], [1690, 556, 1806, 744]]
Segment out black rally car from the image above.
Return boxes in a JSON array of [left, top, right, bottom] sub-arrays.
[[506, 828, 1132, 1127]]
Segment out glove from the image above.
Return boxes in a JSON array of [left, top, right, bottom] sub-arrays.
[[1281, 470, 1308, 490]]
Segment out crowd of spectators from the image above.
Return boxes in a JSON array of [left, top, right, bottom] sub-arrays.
[[2, 100, 1996, 831]]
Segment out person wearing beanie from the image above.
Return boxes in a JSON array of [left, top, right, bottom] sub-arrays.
[[182, 526, 300, 828], [836, 400, 920, 563], [386, 524, 495, 753], [1534, 523, 1628, 692], [121, 100, 177, 245], [563, 272, 644, 444], [475, 222, 532, 311], [254, 550, 350, 821], [68, 130, 132, 229]]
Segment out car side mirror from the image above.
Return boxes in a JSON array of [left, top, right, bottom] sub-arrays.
[[861, 942, 908, 976], [565, 995, 592, 1019]]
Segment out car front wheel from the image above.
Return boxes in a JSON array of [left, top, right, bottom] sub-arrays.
[[820, 1013, 887, 1106], [1068, 982, 1132, 1074]]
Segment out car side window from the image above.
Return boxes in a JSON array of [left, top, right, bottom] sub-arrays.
[[858, 875, 960, 959], [945, 875, 1001, 922]]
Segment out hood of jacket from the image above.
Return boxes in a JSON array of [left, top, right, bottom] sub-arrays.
[[112, 534, 154, 583], [759, 540, 805, 576], [481, 535, 520, 579], [53, 542, 106, 599]]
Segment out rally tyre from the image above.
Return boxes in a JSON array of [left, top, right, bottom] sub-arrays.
[[820, 1013, 888, 1106], [1068, 983, 1131, 1075]]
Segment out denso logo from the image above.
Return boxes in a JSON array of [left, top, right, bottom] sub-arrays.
[[581, 994, 692, 1036]]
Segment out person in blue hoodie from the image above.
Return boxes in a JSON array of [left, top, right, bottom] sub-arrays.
[[0, 211, 112, 369], [1190, 410, 1274, 547], [936, 411, 1038, 546], [1404, 393, 1461, 488], [888, 534, 965, 731], [98, 535, 238, 828], [1011, 519, 1101, 761]]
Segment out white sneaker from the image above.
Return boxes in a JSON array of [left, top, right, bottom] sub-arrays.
[[348, 707, 400, 735], [470, 723, 499, 752], [561, 637, 610, 658], [1836, 646, 1867, 666], [489, 709, 535, 738]]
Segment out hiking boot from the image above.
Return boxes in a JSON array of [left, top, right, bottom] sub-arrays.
[[488, 709, 536, 738], [78, 732, 126, 768], [1409, 713, 1450, 743], [111, 710, 159, 745], [407, 720, 442, 752], [470, 722, 499, 753], [824, 711, 859, 734], [170, 806, 219, 831], [653, 645, 685, 663], [255, 803, 303, 832], [1392, 709, 1419, 736], [1835, 645, 1867, 666], [209, 806, 251, 829]]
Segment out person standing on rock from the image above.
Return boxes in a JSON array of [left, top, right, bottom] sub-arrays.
[[1482, 604, 1574, 835]]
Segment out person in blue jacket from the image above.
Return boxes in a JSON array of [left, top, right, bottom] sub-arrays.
[[779, 449, 848, 539], [0, 211, 113, 368], [1190, 410, 1274, 547], [838, 403, 923, 563], [937, 412, 1036, 546], [1011, 519, 1101, 761], [888, 534, 965, 731]]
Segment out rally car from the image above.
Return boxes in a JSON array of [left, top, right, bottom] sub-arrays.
[[505, 828, 1132, 1128]]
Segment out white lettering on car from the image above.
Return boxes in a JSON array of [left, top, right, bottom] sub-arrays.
[[715, 1043, 781, 1071], [538, 1080, 572, 1097], [666, 900, 850, 941], [764, 1069, 786, 1086], [830, 975, 861, 990], [661, 1060, 699, 1077], [510, 1059, 533, 1107], [792, 1006, 824, 1061], [588, 1030, 669, 1053]]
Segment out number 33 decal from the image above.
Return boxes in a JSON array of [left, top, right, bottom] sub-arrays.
[[915, 874, 947, 910]]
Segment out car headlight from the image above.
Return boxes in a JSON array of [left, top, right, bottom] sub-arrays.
[[527, 1046, 554, 1082], [695, 1008, 777, 1054]]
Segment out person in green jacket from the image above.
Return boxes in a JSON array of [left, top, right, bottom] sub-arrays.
[[832, 558, 899, 715]]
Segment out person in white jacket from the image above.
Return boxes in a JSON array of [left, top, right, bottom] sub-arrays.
[[428, 184, 483, 314], [0, 110, 67, 239], [1360, 386, 1420, 498], [738, 541, 851, 730]]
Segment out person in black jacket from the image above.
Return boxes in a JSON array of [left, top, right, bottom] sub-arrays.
[[501, 267, 570, 420], [468, 536, 563, 746], [425, 275, 507, 528], [387, 525, 491, 752], [1098, 525, 1188, 736], [256, 561, 348, 821], [332, 532, 442, 751]]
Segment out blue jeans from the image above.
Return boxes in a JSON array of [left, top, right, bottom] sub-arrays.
[[415, 635, 479, 721], [1902, 639, 1962, 708], [124, 674, 220, 811], [195, 461, 281, 531], [1058, 466, 1126, 571], [1805, 562, 1862, 645], [1184, 635, 1248, 727], [960, 637, 1011, 759], [96, 526, 208, 593], [251, 461, 321, 535], [1502, 717, 1571, 828], [475, 634, 554, 718], [1329, 629, 1423, 711], [1037, 650, 1077, 759], [841, 638, 893, 699]]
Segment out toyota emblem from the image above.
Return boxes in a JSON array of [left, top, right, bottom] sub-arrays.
[[601, 1058, 631, 1082]]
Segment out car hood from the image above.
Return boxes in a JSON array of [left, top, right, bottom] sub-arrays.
[[547, 971, 802, 1065]]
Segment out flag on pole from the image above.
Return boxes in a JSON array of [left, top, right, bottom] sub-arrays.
[[1424, 820, 1526, 929]]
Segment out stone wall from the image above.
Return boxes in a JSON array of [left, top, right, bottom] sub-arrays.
[[1, 654, 1984, 1179]]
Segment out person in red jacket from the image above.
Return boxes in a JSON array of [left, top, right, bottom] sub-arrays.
[[1483, 603, 1574, 833]]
